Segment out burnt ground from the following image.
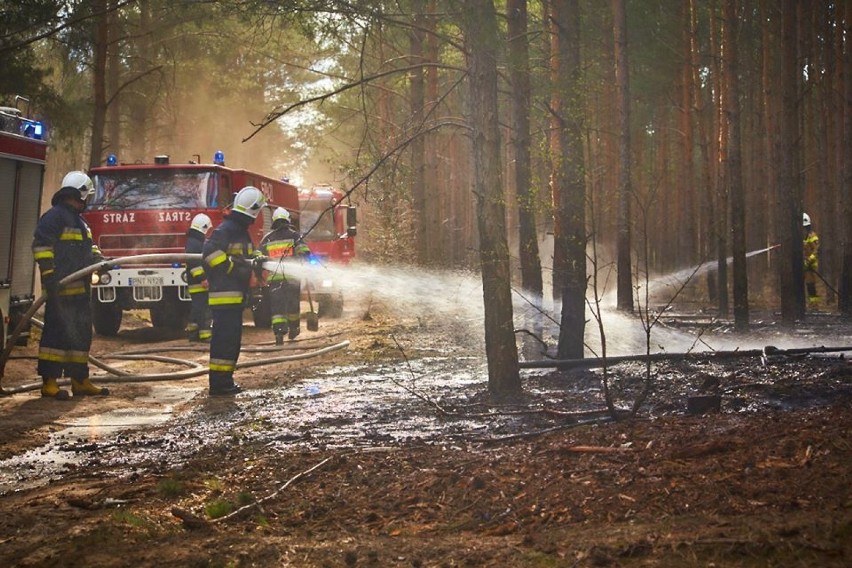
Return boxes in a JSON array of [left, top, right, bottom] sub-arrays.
[[0, 301, 850, 567]]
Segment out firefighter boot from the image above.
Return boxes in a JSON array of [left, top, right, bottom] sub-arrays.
[[71, 378, 110, 396], [273, 324, 285, 346], [288, 323, 300, 340], [41, 377, 69, 400]]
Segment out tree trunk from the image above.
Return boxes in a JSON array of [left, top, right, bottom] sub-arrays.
[[711, 1, 730, 315], [550, 0, 586, 359], [507, 0, 544, 357], [410, 1, 428, 265], [89, 0, 109, 168], [612, 0, 633, 313], [691, 0, 718, 304], [462, 0, 521, 398], [778, 0, 803, 324], [106, 0, 120, 159], [840, 0, 852, 314], [724, 0, 749, 330]]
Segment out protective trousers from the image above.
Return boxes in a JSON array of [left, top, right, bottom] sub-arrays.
[[187, 290, 212, 341], [38, 294, 92, 380], [269, 279, 301, 338], [208, 307, 243, 390]]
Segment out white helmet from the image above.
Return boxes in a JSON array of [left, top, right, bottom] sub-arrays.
[[802, 212, 811, 227], [190, 213, 212, 234], [232, 186, 266, 219], [272, 207, 291, 223], [61, 170, 95, 200]]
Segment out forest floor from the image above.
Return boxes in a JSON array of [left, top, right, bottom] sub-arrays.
[[0, 297, 850, 567]]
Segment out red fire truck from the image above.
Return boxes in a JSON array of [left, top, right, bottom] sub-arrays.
[[83, 152, 300, 336], [298, 184, 357, 318], [0, 99, 47, 350]]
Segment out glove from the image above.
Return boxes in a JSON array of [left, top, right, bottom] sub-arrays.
[[229, 256, 252, 280], [252, 256, 267, 278], [43, 276, 59, 299]]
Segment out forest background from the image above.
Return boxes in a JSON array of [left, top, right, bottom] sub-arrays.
[[2, 0, 850, 395]]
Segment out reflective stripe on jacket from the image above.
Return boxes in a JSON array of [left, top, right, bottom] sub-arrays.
[[202, 213, 255, 307], [32, 202, 101, 296]]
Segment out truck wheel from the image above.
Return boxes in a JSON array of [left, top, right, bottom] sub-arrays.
[[252, 287, 271, 329], [92, 300, 122, 336], [150, 298, 189, 330], [318, 292, 344, 319]]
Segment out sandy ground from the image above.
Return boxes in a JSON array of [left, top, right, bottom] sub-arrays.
[[0, 303, 850, 567]]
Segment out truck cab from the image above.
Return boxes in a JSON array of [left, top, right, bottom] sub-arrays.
[[298, 185, 357, 318]]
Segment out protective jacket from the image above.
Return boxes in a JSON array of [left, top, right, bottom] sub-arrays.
[[803, 230, 820, 272], [185, 228, 208, 293], [32, 201, 102, 296], [185, 227, 211, 341], [259, 225, 310, 282], [32, 199, 103, 381], [202, 212, 255, 309]]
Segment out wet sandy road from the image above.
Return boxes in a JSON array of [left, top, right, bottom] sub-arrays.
[[1, 307, 850, 498]]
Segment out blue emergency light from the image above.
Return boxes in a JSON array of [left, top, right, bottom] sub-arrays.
[[107, 153, 118, 166], [214, 150, 225, 165]]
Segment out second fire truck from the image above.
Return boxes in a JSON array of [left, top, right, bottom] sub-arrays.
[[298, 184, 357, 318]]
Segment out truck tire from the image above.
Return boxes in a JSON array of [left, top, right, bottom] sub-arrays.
[[318, 292, 344, 319], [252, 287, 271, 329], [92, 299, 122, 336], [150, 297, 189, 330]]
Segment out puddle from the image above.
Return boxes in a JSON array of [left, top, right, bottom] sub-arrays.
[[0, 385, 199, 494]]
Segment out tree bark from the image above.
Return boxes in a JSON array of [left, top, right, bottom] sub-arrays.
[[410, 1, 428, 265], [723, 0, 749, 330], [89, 0, 108, 168], [840, 0, 852, 314], [612, 0, 633, 313], [778, 0, 803, 324], [462, 0, 521, 398], [550, 0, 586, 359], [507, 0, 542, 300]]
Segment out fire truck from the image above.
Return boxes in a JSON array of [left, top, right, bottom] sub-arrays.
[[83, 152, 300, 336], [298, 184, 357, 318], [0, 99, 47, 351]]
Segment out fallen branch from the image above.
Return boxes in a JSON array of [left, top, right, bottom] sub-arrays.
[[213, 456, 334, 524]]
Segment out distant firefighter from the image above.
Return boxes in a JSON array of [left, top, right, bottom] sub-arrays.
[[802, 212, 820, 306], [258, 207, 311, 345], [185, 213, 213, 342]]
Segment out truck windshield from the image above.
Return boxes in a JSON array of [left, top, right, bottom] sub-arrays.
[[89, 170, 217, 210], [300, 199, 336, 241]]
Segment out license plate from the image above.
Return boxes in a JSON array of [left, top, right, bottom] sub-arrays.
[[130, 276, 163, 287]]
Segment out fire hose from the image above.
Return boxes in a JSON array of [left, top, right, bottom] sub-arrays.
[[0, 253, 349, 395]]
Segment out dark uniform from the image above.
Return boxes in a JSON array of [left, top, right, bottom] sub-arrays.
[[184, 227, 212, 341], [259, 223, 310, 343], [202, 212, 255, 394], [32, 194, 105, 396]]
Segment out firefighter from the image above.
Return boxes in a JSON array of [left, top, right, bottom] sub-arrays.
[[32, 171, 109, 399], [259, 207, 311, 344], [184, 213, 213, 342], [202, 186, 266, 396], [803, 212, 820, 306]]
